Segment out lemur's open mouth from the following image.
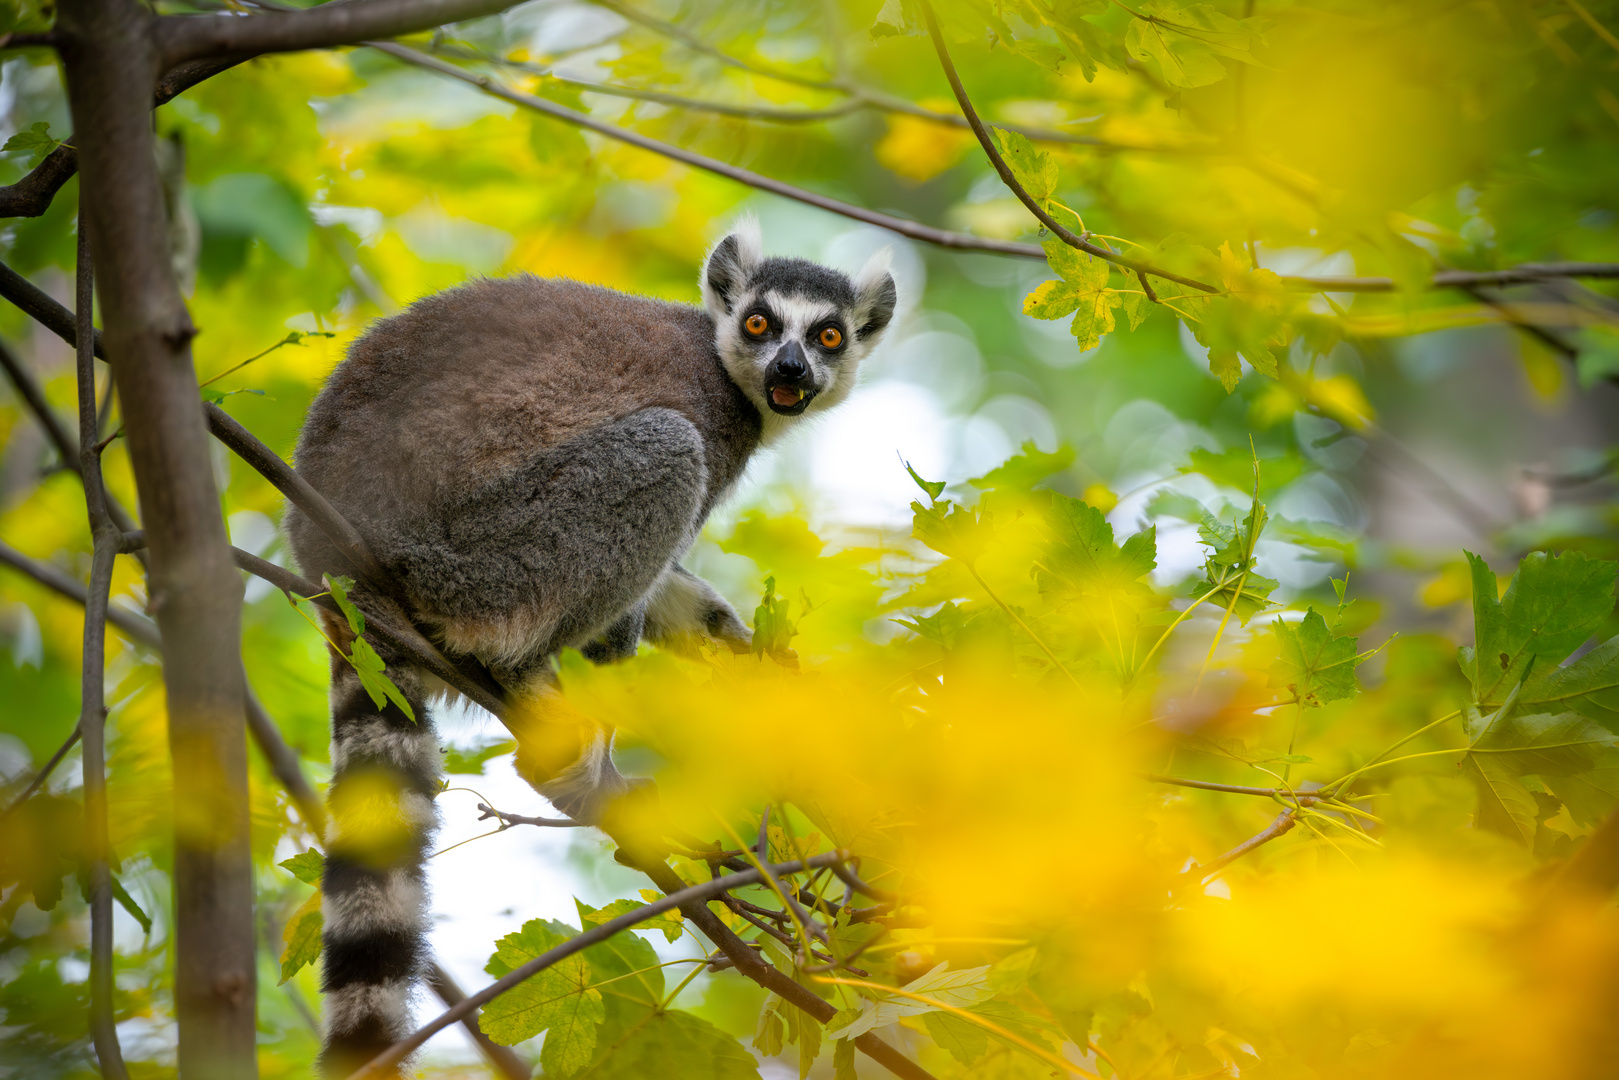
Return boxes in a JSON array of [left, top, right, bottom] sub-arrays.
[[767, 384, 815, 415]]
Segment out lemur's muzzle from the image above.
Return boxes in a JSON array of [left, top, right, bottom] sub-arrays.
[[765, 340, 816, 415]]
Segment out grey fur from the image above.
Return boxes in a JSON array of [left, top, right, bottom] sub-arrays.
[[290, 222, 895, 1073]]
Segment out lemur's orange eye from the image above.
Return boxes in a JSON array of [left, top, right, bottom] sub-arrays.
[[745, 314, 769, 336], [818, 326, 843, 349]]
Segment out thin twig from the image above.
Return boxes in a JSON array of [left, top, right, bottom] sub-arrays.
[[1190, 810, 1298, 878], [74, 213, 129, 1080], [829, 859, 899, 902], [369, 41, 1046, 259], [475, 802, 582, 828], [918, 0, 1218, 294], [0, 536, 327, 837], [0, 724, 82, 820], [1143, 773, 1325, 798]]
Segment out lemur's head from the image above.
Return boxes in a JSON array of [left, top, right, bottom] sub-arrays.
[[701, 217, 897, 433]]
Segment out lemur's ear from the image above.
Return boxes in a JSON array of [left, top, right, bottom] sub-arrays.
[[851, 247, 898, 343], [701, 216, 763, 318]]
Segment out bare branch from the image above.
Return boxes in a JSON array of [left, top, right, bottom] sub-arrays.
[[1190, 810, 1298, 879], [73, 215, 131, 1080], [0, 538, 159, 647], [627, 852, 935, 1080], [918, 0, 1218, 294], [186, 537, 507, 714], [369, 41, 1047, 260], [1143, 773, 1325, 798], [423, 962, 530, 1080], [0, 58, 246, 221], [202, 402, 390, 589], [830, 858, 898, 902], [1285, 263, 1619, 293], [0, 724, 82, 820], [0, 335, 140, 537], [158, 0, 522, 66], [476, 802, 582, 828], [343, 852, 854, 1080], [0, 535, 326, 837], [0, 259, 106, 357]]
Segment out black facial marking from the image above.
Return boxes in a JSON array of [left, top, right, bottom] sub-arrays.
[[749, 257, 856, 308]]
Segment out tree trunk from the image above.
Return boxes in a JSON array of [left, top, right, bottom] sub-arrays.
[[55, 1, 257, 1076]]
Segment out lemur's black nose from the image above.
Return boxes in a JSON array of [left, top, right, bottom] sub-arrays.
[[770, 341, 810, 382]]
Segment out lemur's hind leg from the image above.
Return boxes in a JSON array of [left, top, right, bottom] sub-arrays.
[[385, 407, 709, 823], [643, 564, 752, 655]]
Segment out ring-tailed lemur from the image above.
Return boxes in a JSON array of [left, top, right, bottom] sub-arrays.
[[284, 219, 896, 1076]]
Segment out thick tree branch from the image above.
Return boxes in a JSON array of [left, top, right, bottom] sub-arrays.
[[344, 853, 854, 1079], [158, 0, 520, 66], [59, 1, 258, 1065], [918, 0, 1218, 294]]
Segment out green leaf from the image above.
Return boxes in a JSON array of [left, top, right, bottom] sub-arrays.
[[573, 899, 665, 1005], [895, 600, 969, 649], [278, 848, 324, 886], [1462, 550, 1617, 704], [1271, 608, 1361, 707], [991, 127, 1058, 206], [478, 918, 604, 1062], [350, 636, 416, 722], [911, 500, 993, 565], [1516, 638, 1619, 732], [785, 1006, 822, 1077], [1462, 754, 1538, 845], [109, 874, 152, 936], [587, 1009, 761, 1080], [579, 897, 684, 944], [1207, 348, 1242, 392], [968, 442, 1075, 493], [1038, 495, 1157, 595], [1469, 710, 1617, 777], [922, 1010, 988, 1065], [278, 889, 323, 984], [751, 575, 798, 663], [904, 459, 946, 501], [1026, 239, 1131, 352], [831, 963, 992, 1040], [870, 0, 922, 38], [754, 997, 785, 1058], [324, 574, 366, 637], [1125, 10, 1227, 88], [443, 739, 516, 775], [2, 121, 58, 167], [327, 574, 416, 722], [833, 1037, 857, 1080]]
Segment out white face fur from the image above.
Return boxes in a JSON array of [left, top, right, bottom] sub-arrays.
[[701, 218, 898, 442]]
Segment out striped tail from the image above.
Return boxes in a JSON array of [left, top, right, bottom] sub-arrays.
[[318, 651, 440, 1078]]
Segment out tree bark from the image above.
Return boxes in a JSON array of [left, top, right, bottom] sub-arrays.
[[55, 0, 256, 1076]]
